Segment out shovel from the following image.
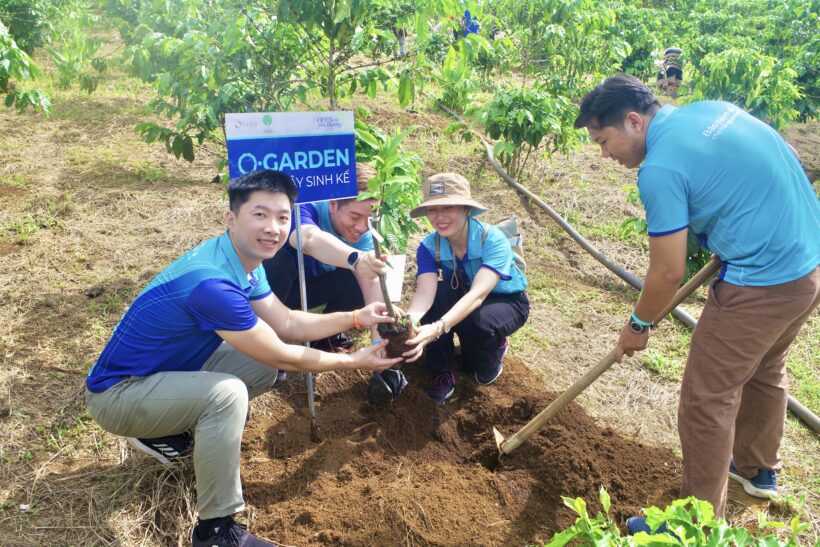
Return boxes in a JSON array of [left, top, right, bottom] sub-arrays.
[[488, 257, 721, 469]]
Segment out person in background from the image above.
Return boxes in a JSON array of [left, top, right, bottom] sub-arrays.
[[463, 9, 480, 36], [574, 74, 819, 533], [263, 163, 387, 353], [86, 169, 401, 546], [400, 173, 529, 404], [393, 25, 407, 58], [656, 47, 684, 94]]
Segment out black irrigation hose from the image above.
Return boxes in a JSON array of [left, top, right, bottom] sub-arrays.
[[434, 102, 820, 435]]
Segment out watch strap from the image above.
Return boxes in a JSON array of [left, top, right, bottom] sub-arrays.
[[630, 311, 653, 328]]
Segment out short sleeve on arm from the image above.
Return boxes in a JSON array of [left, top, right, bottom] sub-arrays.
[[249, 265, 272, 300], [185, 279, 258, 331], [298, 203, 320, 227], [637, 165, 690, 237], [416, 244, 438, 276], [480, 228, 513, 279], [284, 204, 319, 250]]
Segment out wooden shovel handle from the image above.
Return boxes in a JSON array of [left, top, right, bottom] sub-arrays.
[[499, 257, 721, 456]]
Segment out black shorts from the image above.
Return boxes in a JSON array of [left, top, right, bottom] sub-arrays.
[[665, 66, 683, 80]]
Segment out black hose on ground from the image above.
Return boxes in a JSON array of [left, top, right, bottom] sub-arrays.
[[433, 102, 820, 434]]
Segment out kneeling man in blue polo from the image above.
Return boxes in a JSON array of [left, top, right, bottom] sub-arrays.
[[263, 163, 388, 350]]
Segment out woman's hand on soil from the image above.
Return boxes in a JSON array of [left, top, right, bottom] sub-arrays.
[[358, 302, 396, 328], [402, 323, 441, 363], [351, 339, 402, 370]]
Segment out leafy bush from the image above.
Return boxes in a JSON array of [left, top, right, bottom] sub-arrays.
[[684, 48, 801, 130], [610, 5, 670, 80], [433, 44, 477, 113], [0, 20, 50, 113], [545, 487, 809, 546], [0, 0, 48, 53], [479, 86, 582, 178], [49, 28, 103, 92], [418, 25, 454, 64], [790, 35, 819, 121]]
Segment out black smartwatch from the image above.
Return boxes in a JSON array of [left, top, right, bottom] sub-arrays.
[[347, 251, 360, 270], [628, 317, 651, 334]]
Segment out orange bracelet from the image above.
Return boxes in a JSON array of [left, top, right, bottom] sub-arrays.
[[352, 309, 361, 330]]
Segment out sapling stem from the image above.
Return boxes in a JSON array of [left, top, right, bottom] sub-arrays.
[[370, 213, 397, 318]]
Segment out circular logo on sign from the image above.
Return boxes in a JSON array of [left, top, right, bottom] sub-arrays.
[[262, 114, 273, 126]]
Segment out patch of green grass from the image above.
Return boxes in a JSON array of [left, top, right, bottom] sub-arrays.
[[131, 160, 167, 183], [65, 146, 102, 168], [572, 289, 603, 303], [525, 269, 553, 293], [86, 317, 115, 346], [582, 220, 647, 247], [1, 212, 57, 244], [51, 128, 86, 144], [510, 323, 551, 351], [570, 176, 591, 192], [559, 208, 582, 226], [0, 174, 28, 188], [786, 315, 819, 412], [640, 349, 680, 376], [65, 146, 166, 186], [639, 326, 691, 379]]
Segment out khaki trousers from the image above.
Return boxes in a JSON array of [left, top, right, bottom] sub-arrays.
[[87, 343, 279, 519], [679, 267, 819, 517]]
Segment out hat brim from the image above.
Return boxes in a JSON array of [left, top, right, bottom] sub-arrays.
[[410, 196, 487, 218]]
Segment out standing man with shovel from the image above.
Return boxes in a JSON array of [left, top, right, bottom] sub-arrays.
[[574, 74, 819, 532]]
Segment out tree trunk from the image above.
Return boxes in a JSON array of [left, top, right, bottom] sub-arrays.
[[328, 37, 336, 110]]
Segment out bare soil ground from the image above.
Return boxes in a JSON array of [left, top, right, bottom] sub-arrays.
[[0, 49, 817, 545], [240, 358, 681, 546]]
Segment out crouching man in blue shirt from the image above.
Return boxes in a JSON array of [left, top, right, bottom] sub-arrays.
[[574, 75, 819, 533], [85, 170, 402, 547]]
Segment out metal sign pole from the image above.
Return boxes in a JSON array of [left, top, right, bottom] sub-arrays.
[[293, 206, 316, 425]]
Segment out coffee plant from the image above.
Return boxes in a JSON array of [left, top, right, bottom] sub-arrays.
[[0, 20, 50, 113], [547, 487, 810, 546]]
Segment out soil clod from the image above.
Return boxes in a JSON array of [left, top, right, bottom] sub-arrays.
[[377, 315, 418, 358]]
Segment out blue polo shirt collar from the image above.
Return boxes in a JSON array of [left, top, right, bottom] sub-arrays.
[[218, 230, 259, 291], [646, 104, 676, 152], [312, 202, 341, 241]]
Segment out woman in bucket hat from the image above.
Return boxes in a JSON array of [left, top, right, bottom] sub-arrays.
[[401, 172, 529, 404]]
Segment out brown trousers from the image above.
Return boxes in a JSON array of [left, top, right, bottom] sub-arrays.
[[678, 267, 819, 517]]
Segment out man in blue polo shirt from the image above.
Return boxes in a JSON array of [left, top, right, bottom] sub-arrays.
[[574, 75, 819, 530], [263, 163, 387, 351], [86, 170, 402, 547]]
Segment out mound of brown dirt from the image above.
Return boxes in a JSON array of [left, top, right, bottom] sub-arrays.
[[242, 356, 681, 545]]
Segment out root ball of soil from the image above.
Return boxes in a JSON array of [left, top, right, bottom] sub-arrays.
[[377, 316, 418, 358]]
